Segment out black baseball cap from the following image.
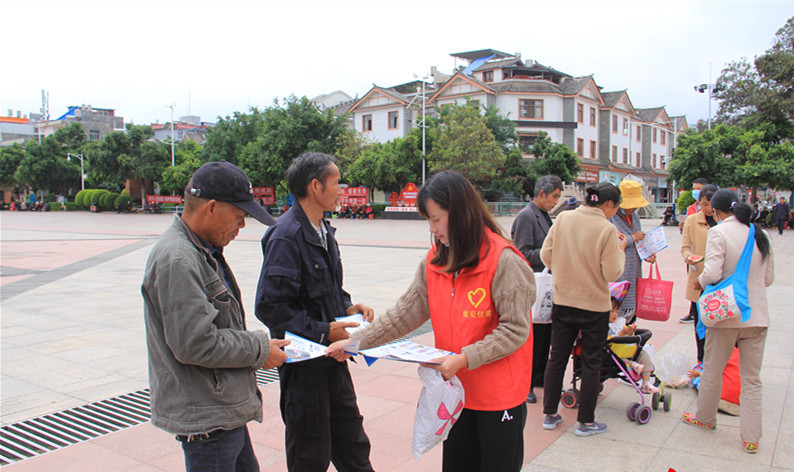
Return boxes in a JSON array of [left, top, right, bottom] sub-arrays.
[[189, 161, 277, 225]]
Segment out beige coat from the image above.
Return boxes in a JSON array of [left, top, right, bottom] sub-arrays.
[[681, 211, 711, 302], [698, 216, 774, 328], [540, 205, 625, 312]]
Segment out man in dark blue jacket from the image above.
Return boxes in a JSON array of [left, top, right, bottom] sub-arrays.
[[255, 152, 374, 472], [774, 197, 790, 235]]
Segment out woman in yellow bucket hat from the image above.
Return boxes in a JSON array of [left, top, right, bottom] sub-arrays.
[[608, 180, 657, 319]]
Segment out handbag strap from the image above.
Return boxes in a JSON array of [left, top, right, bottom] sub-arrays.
[[646, 262, 661, 280], [735, 224, 756, 279]]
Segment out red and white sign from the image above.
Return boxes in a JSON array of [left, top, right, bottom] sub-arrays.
[[252, 187, 276, 205], [339, 187, 369, 206], [384, 206, 418, 212], [575, 169, 599, 183], [147, 195, 183, 204], [399, 183, 419, 207]]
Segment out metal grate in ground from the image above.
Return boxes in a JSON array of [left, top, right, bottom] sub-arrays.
[[0, 322, 433, 466]]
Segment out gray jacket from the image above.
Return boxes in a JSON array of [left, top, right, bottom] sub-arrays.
[[142, 216, 270, 435], [511, 201, 551, 272]]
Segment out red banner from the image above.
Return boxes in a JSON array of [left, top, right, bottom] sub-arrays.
[[252, 187, 275, 205], [400, 183, 419, 207], [339, 187, 369, 206], [147, 195, 183, 204]]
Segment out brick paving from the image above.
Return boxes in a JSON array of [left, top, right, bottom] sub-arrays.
[[1, 211, 791, 471]]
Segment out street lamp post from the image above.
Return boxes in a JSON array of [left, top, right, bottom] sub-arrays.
[[67, 152, 85, 190], [694, 64, 721, 129], [166, 102, 176, 166]]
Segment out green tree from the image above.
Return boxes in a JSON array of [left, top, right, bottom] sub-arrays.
[[0, 143, 27, 188], [667, 125, 741, 189], [428, 104, 504, 185], [494, 149, 535, 198], [715, 17, 794, 140], [347, 135, 423, 193], [14, 123, 85, 196], [160, 140, 204, 194], [200, 108, 267, 165], [527, 131, 581, 183]]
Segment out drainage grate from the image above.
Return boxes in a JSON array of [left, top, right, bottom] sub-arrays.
[[0, 322, 433, 466]]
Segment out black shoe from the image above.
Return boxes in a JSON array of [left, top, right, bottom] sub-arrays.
[[526, 390, 537, 403], [679, 313, 695, 323]]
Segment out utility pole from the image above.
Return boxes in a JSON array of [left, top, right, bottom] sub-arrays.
[[167, 102, 176, 166]]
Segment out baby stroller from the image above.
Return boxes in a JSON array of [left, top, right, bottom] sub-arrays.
[[559, 282, 672, 425]]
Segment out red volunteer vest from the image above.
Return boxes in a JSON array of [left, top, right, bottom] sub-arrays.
[[426, 228, 533, 411]]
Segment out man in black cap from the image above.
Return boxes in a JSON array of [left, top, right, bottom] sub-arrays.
[[255, 152, 374, 472], [142, 160, 289, 472]]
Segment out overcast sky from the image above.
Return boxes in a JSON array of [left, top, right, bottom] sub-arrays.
[[2, 0, 792, 128]]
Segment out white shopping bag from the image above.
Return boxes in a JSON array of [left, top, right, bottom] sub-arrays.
[[532, 268, 553, 323], [412, 366, 465, 461], [655, 352, 693, 388]]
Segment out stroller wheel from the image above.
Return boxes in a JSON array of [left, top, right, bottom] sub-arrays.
[[636, 405, 652, 425], [663, 392, 672, 412], [626, 402, 640, 421], [561, 389, 579, 409], [651, 392, 660, 410]]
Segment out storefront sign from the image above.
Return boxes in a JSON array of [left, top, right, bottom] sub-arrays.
[[146, 195, 183, 204], [576, 169, 599, 183]]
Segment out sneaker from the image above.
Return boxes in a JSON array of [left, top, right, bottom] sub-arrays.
[[542, 414, 563, 430], [575, 421, 608, 437], [679, 313, 695, 323]]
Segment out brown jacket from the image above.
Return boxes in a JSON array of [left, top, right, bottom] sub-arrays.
[[540, 205, 625, 312], [698, 216, 774, 329], [681, 211, 711, 302]]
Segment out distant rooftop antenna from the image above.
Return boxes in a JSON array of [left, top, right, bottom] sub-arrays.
[[41, 89, 49, 121]]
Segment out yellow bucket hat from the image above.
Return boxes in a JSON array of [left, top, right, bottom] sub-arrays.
[[619, 180, 649, 209]]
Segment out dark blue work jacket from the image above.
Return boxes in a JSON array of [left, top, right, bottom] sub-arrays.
[[255, 201, 352, 349]]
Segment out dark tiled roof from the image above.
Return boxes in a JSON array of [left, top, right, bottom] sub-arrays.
[[560, 76, 591, 95], [601, 91, 626, 108], [373, 86, 410, 104], [489, 80, 560, 94], [636, 107, 665, 123], [474, 57, 524, 72], [450, 49, 515, 62]]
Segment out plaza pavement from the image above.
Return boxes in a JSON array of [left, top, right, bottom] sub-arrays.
[[0, 210, 792, 471]]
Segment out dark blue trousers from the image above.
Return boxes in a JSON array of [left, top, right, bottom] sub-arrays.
[[180, 425, 258, 472]]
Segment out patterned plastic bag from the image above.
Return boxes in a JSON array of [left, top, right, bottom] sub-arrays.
[[412, 366, 465, 461]]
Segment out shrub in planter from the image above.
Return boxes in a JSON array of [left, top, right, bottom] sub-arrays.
[[100, 192, 119, 210], [65, 202, 80, 211], [48, 202, 64, 211], [115, 194, 131, 209]]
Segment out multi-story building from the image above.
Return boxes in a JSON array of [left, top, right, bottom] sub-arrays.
[[346, 49, 688, 203], [151, 116, 214, 145], [36, 105, 125, 142]]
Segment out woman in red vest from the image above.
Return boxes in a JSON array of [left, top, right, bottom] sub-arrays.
[[328, 171, 535, 472]]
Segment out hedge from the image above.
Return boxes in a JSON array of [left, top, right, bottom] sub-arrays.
[[47, 202, 64, 211], [65, 202, 80, 211], [75, 189, 90, 208], [100, 192, 119, 210], [114, 194, 132, 208]]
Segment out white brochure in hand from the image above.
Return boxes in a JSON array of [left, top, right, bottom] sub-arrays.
[[284, 332, 327, 363]]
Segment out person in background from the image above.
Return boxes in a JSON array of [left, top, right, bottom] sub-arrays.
[[773, 197, 790, 235], [679, 178, 709, 232], [328, 171, 534, 472], [511, 175, 563, 404], [255, 152, 375, 472], [142, 161, 288, 472], [608, 180, 656, 320], [683, 189, 774, 455], [680, 184, 718, 354], [540, 182, 627, 437]]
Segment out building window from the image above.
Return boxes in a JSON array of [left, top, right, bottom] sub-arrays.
[[636, 152, 641, 167], [519, 99, 543, 119], [519, 134, 538, 153], [612, 115, 618, 133], [577, 104, 584, 124], [652, 153, 657, 167], [589, 107, 596, 126], [636, 125, 641, 142], [88, 129, 100, 141], [482, 70, 493, 83], [661, 131, 666, 145], [362, 114, 372, 132], [653, 127, 658, 143], [590, 140, 597, 159], [623, 148, 628, 164], [612, 145, 618, 162], [660, 155, 666, 169], [388, 111, 399, 130], [577, 138, 584, 157]]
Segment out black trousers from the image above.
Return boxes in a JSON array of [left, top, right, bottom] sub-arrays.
[[690, 301, 706, 363], [543, 304, 608, 424], [442, 403, 527, 472], [531, 323, 552, 388], [278, 361, 373, 472]]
